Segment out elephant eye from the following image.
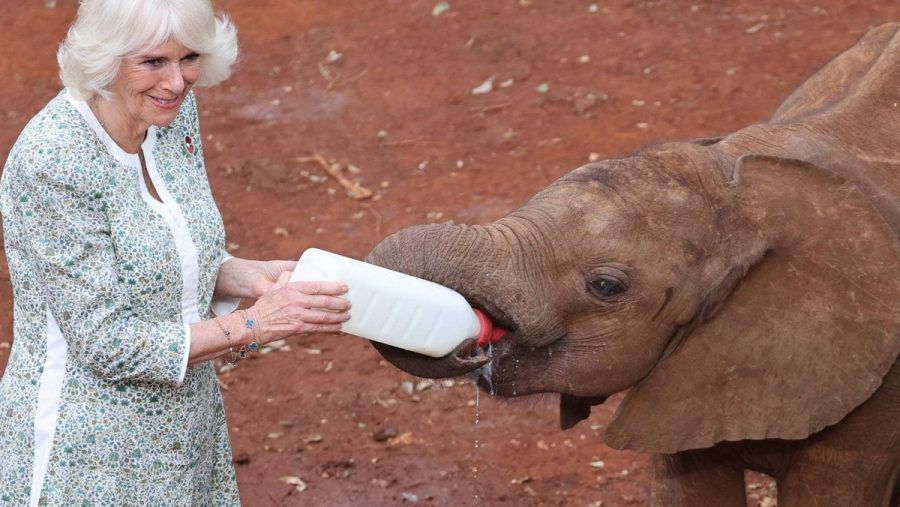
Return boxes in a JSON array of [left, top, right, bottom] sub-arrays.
[[588, 276, 627, 298]]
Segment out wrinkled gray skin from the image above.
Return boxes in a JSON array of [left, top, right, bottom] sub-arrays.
[[366, 24, 900, 506]]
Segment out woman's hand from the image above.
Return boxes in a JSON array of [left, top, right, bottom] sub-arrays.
[[189, 276, 349, 366], [245, 280, 351, 343], [214, 258, 299, 301], [249, 260, 296, 299]]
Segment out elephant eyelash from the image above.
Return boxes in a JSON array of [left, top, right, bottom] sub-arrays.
[[587, 276, 628, 299]]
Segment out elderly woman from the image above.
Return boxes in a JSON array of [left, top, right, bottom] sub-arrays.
[[0, 0, 351, 504]]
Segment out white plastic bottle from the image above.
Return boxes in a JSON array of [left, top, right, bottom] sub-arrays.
[[289, 248, 505, 357]]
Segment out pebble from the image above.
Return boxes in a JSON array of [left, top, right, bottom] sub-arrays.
[[373, 425, 399, 442]]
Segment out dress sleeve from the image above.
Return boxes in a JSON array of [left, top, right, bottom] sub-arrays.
[[9, 161, 191, 387]]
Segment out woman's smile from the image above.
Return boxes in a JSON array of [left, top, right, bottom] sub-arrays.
[[148, 93, 182, 110]]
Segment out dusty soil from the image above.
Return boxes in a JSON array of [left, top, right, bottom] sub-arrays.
[[2, 1, 898, 505]]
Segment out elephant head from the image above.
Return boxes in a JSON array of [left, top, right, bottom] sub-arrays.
[[366, 140, 900, 454]]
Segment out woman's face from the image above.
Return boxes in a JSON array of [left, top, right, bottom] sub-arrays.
[[107, 38, 201, 129]]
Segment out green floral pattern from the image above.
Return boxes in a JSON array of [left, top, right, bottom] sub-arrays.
[[0, 90, 239, 505]]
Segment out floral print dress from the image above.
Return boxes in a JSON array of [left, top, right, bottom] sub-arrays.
[[0, 89, 240, 505]]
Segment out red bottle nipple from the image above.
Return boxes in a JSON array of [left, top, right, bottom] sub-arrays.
[[473, 308, 509, 347]]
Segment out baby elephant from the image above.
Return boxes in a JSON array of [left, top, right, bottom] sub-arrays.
[[366, 23, 900, 506]]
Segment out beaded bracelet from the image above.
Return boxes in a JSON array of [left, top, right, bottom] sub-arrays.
[[238, 309, 260, 359], [214, 317, 240, 365]]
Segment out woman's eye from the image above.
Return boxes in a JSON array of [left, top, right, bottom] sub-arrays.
[[142, 58, 164, 67], [588, 277, 626, 298], [182, 53, 200, 62]]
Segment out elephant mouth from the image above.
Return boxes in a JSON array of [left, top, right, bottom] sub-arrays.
[[474, 338, 517, 394], [385, 277, 610, 431], [464, 303, 609, 431], [474, 338, 608, 430], [455, 297, 521, 381], [473, 337, 542, 397], [459, 295, 547, 396]]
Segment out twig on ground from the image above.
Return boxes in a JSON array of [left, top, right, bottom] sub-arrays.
[[330, 68, 369, 90], [378, 137, 441, 147], [294, 153, 373, 200]]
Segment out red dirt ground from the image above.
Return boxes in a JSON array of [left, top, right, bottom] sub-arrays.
[[2, 1, 898, 505]]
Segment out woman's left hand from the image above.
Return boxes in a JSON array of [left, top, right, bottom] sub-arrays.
[[250, 260, 296, 298]]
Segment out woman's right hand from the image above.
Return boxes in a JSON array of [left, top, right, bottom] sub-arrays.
[[244, 279, 351, 344]]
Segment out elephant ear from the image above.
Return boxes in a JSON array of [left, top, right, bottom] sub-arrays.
[[771, 23, 898, 124], [605, 155, 900, 453]]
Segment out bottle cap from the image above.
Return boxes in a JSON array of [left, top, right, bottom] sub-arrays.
[[473, 308, 508, 347]]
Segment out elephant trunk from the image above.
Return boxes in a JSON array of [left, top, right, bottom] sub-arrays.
[[367, 222, 497, 293], [365, 222, 506, 378]]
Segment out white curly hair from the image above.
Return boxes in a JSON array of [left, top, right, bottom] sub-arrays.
[[58, 0, 239, 100]]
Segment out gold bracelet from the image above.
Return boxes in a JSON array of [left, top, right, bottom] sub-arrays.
[[214, 317, 239, 365], [238, 309, 260, 359]]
